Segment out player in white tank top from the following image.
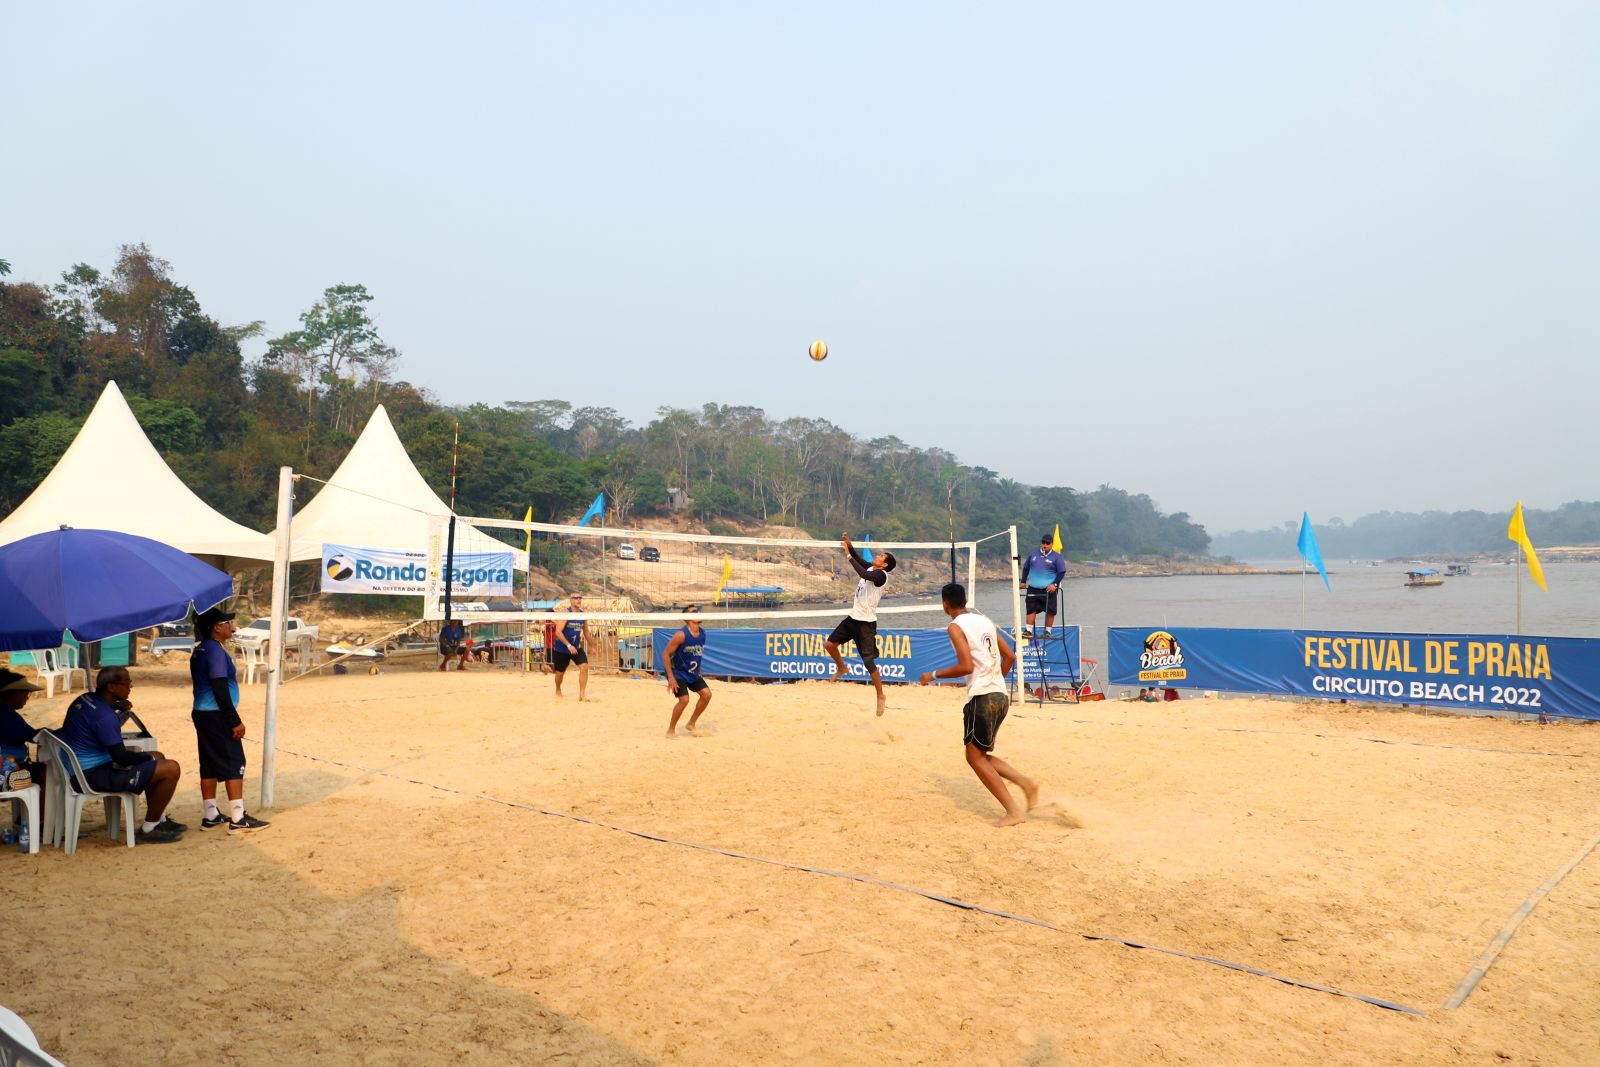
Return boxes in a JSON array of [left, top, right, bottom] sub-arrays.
[[918, 582, 1039, 827], [950, 611, 1007, 699], [825, 533, 896, 717]]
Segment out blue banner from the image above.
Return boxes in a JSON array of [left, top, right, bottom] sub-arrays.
[[321, 543, 514, 597], [1108, 626, 1600, 720], [650, 625, 1079, 685]]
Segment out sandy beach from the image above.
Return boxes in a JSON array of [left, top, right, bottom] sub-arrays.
[[7, 663, 1598, 1065]]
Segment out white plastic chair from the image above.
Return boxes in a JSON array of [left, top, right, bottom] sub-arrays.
[[37, 729, 137, 853], [0, 781, 40, 855], [31, 648, 68, 698], [238, 641, 265, 685], [0, 1005, 69, 1067], [56, 643, 90, 693]]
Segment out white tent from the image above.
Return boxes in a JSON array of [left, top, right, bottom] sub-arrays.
[[282, 404, 515, 563], [0, 380, 277, 569]]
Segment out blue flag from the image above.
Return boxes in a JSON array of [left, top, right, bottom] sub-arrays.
[[1297, 512, 1330, 591], [861, 530, 874, 564], [577, 492, 604, 528]]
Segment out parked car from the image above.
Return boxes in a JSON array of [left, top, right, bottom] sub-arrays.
[[639, 546, 660, 563], [148, 636, 197, 657], [618, 543, 637, 560], [233, 616, 320, 651]]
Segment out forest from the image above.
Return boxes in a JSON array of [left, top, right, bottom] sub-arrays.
[[1212, 503, 1600, 561], [0, 245, 1211, 559]]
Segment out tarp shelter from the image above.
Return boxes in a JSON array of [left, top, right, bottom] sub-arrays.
[[281, 404, 519, 563], [0, 380, 276, 570]]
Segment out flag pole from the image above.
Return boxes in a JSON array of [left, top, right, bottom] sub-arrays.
[[1516, 543, 1523, 636], [1301, 560, 1306, 629]]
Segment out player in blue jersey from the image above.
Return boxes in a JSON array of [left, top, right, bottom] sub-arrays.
[[552, 591, 592, 701], [661, 604, 712, 738], [1019, 533, 1068, 636]]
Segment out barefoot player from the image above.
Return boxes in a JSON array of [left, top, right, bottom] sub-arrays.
[[552, 592, 592, 701], [825, 533, 896, 716], [919, 582, 1038, 827], [662, 605, 712, 738]]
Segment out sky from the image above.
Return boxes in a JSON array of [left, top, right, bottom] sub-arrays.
[[5, 2, 1597, 534]]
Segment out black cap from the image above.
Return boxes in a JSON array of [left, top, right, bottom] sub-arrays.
[[194, 605, 237, 632], [1041, 534, 1053, 544]]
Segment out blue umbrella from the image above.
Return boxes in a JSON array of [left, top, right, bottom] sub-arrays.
[[0, 527, 233, 653]]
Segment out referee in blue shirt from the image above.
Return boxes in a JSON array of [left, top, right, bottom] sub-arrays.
[[1019, 534, 1067, 636]]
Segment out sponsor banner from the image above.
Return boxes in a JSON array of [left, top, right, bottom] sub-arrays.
[[1108, 626, 1600, 720], [324, 543, 513, 598], [649, 626, 1079, 685]]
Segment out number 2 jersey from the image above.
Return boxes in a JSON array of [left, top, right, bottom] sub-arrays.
[[672, 624, 706, 682]]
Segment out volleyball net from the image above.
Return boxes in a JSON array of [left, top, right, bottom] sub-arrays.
[[421, 515, 1021, 673]]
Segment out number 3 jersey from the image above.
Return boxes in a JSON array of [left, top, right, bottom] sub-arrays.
[[951, 611, 1007, 698]]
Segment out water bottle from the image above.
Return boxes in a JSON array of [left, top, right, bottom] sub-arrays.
[[0, 825, 13, 846], [16, 817, 26, 853]]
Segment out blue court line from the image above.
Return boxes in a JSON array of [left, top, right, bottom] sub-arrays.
[[1441, 828, 1600, 1010], [264, 743, 1425, 1017]]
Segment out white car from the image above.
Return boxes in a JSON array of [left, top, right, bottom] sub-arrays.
[[234, 617, 320, 651], [618, 543, 636, 560]]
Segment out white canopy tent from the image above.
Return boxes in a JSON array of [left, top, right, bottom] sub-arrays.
[[281, 404, 518, 564], [0, 380, 276, 569]]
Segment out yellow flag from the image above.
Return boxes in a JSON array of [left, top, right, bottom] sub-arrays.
[[1507, 501, 1547, 591], [714, 555, 733, 604], [522, 506, 534, 558], [1051, 523, 1063, 553]]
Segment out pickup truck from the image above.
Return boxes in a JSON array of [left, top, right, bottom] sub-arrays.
[[233, 617, 320, 651]]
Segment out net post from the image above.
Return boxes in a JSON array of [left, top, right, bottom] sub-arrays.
[[1009, 525, 1023, 702]]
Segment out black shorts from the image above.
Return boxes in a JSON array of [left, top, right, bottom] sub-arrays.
[[672, 677, 709, 698], [963, 692, 1009, 752], [551, 646, 588, 672], [1025, 589, 1059, 617], [826, 617, 879, 672], [192, 710, 247, 781], [79, 759, 157, 794]]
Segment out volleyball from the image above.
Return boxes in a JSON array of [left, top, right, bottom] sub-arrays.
[[808, 340, 828, 362]]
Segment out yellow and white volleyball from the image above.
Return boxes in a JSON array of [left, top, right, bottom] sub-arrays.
[[808, 340, 829, 362]]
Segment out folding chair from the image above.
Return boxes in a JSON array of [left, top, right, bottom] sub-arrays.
[[37, 729, 137, 853]]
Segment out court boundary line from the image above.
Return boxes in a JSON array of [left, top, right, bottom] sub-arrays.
[[1441, 828, 1600, 1010], [261, 742, 1425, 1017]]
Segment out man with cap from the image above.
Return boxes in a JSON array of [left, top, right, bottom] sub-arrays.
[[57, 666, 187, 842], [1019, 533, 1068, 637], [191, 606, 270, 833], [0, 669, 48, 835]]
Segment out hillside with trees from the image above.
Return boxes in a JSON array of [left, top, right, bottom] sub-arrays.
[[1213, 504, 1600, 561], [0, 246, 1209, 560]]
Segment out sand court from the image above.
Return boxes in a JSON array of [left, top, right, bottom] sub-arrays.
[[9, 668, 1599, 1064]]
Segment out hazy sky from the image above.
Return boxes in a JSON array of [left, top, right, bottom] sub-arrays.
[[6, 3, 1596, 533]]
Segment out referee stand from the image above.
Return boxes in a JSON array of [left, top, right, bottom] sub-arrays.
[[1022, 625, 1080, 705]]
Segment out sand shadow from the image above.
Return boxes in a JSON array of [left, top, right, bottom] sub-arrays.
[[11, 819, 658, 1065]]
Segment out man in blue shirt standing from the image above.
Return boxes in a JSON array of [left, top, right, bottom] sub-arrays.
[[57, 666, 186, 843], [191, 606, 270, 833], [1019, 533, 1068, 637]]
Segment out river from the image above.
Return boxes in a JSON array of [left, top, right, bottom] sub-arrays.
[[746, 560, 1600, 685]]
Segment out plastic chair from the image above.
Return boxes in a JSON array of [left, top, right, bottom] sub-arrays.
[[0, 781, 41, 855], [56, 644, 90, 693], [36, 730, 137, 853], [31, 648, 68, 698], [0, 1005, 69, 1067], [238, 641, 265, 685]]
